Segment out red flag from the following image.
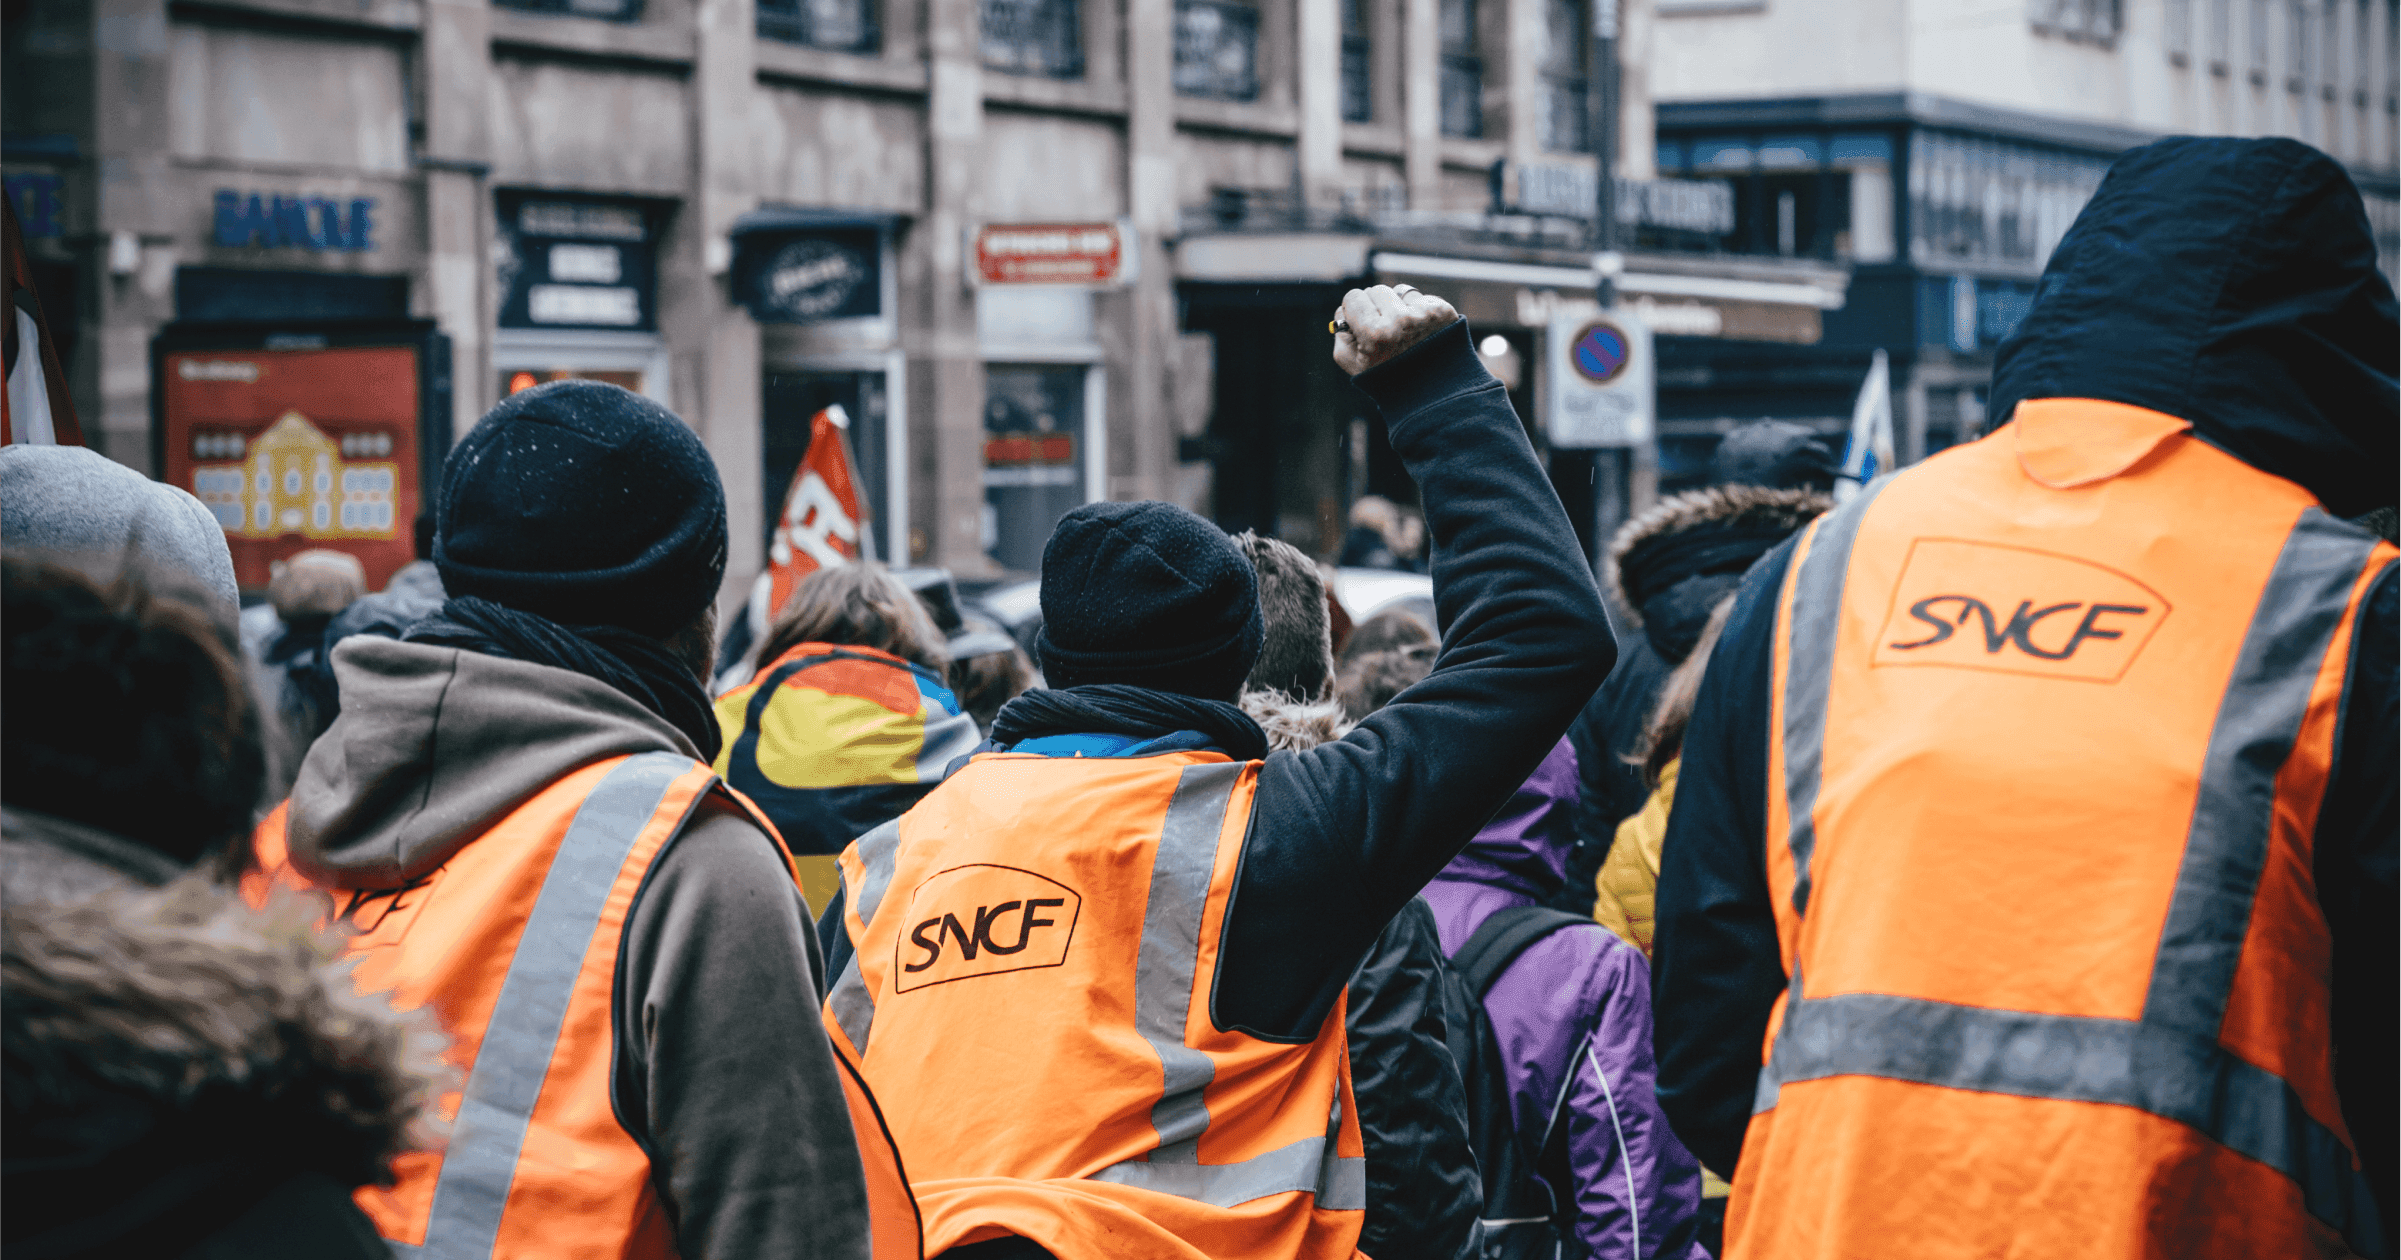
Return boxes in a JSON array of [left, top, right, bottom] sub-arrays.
[[765, 405, 870, 619]]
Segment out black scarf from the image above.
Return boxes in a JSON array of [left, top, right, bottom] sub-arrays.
[[404, 595, 722, 762], [989, 684, 1268, 761]]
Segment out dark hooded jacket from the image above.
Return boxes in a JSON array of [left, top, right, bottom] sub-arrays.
[[1650, 137, 2399, 1249], [1555, 484, 1832, 915]]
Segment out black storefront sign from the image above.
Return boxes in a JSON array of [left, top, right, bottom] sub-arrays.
[[730, 209, 893, 323], [496, 191, 667, 332]]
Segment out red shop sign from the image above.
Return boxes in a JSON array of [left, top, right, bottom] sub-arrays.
[[973, 222, 1129, 286]]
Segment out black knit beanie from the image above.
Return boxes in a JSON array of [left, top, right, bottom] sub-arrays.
[[435, 381, 727, 638], [1035, 501, 1264, 700]]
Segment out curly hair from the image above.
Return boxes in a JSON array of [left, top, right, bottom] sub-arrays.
[[2, 557, 264, 866]]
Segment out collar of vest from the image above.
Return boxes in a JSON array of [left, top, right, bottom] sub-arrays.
[[2012, 398, 2194, 489]]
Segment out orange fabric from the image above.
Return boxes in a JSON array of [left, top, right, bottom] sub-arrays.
[[2012, 396, 2192, 488], [1735, 400, 2392, 1258], [241, 801, 320, 911], [833, 752, 1367, 1260], [352, 756, 701, 1256], [832, 1037, 930, 1260], [266, 757, 917, 1260], [1731, 1076, 2354, 1260]]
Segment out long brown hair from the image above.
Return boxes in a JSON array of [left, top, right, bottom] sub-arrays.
[[758, 562, 948, 674], [1636, 592, 1739, 787]]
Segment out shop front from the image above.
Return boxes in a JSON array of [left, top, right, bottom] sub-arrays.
[[492, 190, 676, 408], [969, 222, 1125, 574], [735, 208, 907, 565], [150, 173, 450, 595]]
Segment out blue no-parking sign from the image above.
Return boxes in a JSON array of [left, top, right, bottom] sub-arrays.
[[1547, 311, 1653, 448]]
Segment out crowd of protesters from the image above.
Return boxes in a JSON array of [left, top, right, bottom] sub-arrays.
[[2, 134, 2394, 1260]]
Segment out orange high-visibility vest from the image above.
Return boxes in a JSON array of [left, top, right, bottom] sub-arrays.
[[826, 750, 1369, 1260], [1729, 400, 2394, 1259], [253, 753, 922, 1260]]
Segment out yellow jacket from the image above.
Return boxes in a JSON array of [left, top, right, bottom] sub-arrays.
[[1592, 757, 1675, 958]]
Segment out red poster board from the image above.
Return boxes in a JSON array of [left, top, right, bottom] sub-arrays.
[[159, 344, 423, 592]]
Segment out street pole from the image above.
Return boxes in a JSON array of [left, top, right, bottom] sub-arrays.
[[1589, 0, 1620, 309], [1587, 0, 1626, 564]]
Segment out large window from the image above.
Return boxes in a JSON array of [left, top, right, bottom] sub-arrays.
[[758, 0, 878, 52], [1175, 0, 1260, 99], [1341, 0, 1372, 122], [2027, 0, 2120, 41], [1438, 0, 1480, 136], [984, 0, 1083, 77], [1538, 0, 1587, 152]]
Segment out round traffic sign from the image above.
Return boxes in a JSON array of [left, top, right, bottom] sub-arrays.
[[1570, 322, 1632, 384]]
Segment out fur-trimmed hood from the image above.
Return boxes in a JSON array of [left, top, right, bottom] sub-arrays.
[[1605, 484, 1832, 665], [3, 878, 449, 1255], [1239, 686, 1352, 753]]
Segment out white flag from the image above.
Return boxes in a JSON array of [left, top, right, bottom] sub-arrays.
[[1835, 348, 1893, 503]]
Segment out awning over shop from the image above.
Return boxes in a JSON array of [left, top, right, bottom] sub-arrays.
[[1368, 249, 1849, 343]]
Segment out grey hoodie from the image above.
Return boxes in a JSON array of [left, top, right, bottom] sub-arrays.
[[286, 635, 873, 1260]]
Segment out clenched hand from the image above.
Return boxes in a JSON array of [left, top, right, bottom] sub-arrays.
[[1331, 284, 1461, 376]]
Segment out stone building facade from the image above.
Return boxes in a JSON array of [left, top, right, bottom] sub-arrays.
[[7, 0, 1856, 597], [1643, 0, 2399, 471]]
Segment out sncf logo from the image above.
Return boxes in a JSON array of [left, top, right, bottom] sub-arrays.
[[1869, 539, 2171, 682], [893, 864, 1081, 993]]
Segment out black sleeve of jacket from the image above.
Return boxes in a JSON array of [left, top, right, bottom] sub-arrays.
[[1346, 898, 1482, 1260], [1217, 320, 1619, 1040], [2319, 562, 2397, 1245], [613, 806, 873, 1260], [1649, 538, 1793, 1178]]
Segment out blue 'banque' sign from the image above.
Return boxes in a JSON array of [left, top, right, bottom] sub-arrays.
[[213, 192, 377, 251]]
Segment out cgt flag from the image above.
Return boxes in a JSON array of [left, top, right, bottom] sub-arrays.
[[765, 403, 872, 616], [720, 405, 873, 694]]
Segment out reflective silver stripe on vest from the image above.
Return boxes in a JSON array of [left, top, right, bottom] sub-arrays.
[[2143, 509, 2380, 1037], [1087, 761, 1363, 1212], [1763, 506, 2385, 1254], [1763, 993, 2380, 1254], [827, 818, 904, 1053], [1094, 1094, 1368, 1210], [408, 751, 703, 1260], [1778, 477, 1889, 917], [1130, 762, 1243, 1150]]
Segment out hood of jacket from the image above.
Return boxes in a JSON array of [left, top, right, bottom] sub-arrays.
[[286, 634, 702, 889], [1238, 685, 1352, 753], [1991, 136, 2398, 518], [0, 445, 241, 619], [3, 878, 447, 1254], [1432, 736, 1580, 901], [1605, 484, 1833, 665]]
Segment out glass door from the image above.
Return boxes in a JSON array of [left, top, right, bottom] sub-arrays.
[[982, 363, 1087, 573], [763, 369, 889, 559]]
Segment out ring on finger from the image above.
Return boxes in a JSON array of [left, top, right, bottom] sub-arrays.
[[1329, 318, 1352, 334]]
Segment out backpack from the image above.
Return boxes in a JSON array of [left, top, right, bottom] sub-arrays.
[[1440, 905, 1597, 1260]]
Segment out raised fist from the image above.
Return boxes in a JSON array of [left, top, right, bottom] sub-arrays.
[[1331, 284, 1461, 376]]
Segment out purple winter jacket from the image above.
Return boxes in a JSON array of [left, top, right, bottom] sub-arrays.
[[1420, 737, 1709, 1260]]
